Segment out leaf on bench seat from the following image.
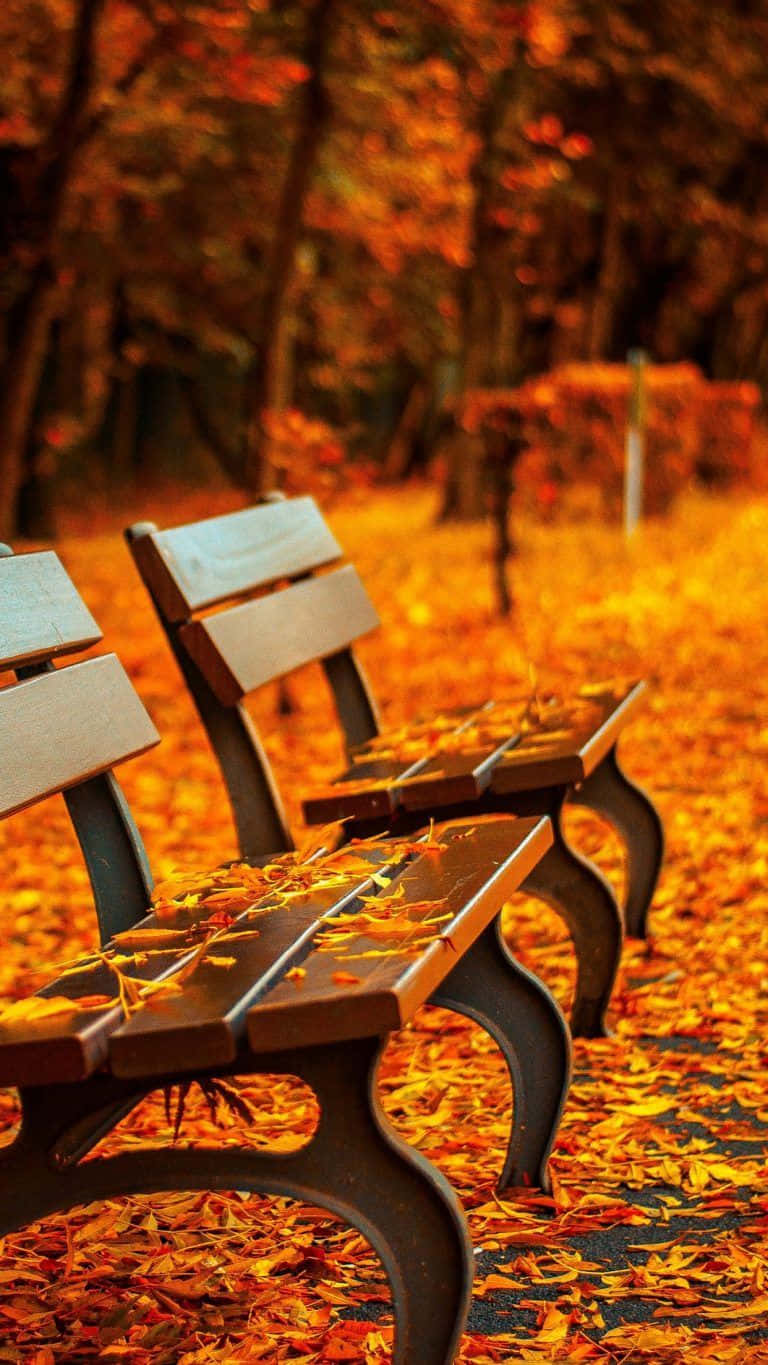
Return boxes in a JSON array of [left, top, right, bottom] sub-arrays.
[[0, 994, 116, 1023], [111, 928, 190, 950], [245, 817, 552, 1052], [107, 835, 415, 1077], [0, 838, 402, 1085], [313, 896, 452, 958], [304, 679, 647, 820]]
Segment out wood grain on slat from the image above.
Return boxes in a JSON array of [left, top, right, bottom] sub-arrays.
[[132, 497, 343, 622], [179, 565, 380, 705], [491, 682, 646, 794], [0, 552, 101, 670], [247, 817, 552, 1051], [397, 735, 519, 811], [0, 961, 153, 1087], [0, 656, 160, 818], [109, 851, 397, 1078], [0, 882, 233, 1086], [302, 704, 491, 825], [302, 756, 419, 824]]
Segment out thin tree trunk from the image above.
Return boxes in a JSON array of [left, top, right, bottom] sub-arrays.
[[588, 172, 626, 359], [0, 270, 61, 539], [111, 372, 138, 483], [441, 64, 521, 521], [0, 0, 105, 538], [383, 379, 431, 481], [245, 0, 336, 493], [179, 371, 247, 487]]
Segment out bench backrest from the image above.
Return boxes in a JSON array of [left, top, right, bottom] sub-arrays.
[[0, 547, 159, 942], [126, 497, 382, 860]]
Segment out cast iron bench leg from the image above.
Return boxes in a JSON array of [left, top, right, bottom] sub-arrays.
[[433, 920, 571, 1194], [2, 1040, 472, 1365], [571, 744, 664, 938], [522, 800, 623, 1039]]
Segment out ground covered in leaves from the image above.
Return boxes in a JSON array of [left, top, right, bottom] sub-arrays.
[[1, 484, 767, 1363]]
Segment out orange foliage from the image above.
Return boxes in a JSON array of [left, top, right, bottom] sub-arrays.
[[0, 485, 767, 1360], [518, 364, 762, 515], [695, 382, 763, 488], [261, 407, 346, 497]]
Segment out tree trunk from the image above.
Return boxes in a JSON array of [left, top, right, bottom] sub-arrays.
[[17, 439, 58, 540], [244, 0, 336, 493], [441, 65, 521, 521], [588, 172, 626, 359], [382, 378, 431, 481], [0, 0, 105, 539], [0, 270, 59, 540], [111, 372, 138, 483]]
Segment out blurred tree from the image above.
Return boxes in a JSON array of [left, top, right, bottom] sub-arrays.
[[2, 0, 768, 536]]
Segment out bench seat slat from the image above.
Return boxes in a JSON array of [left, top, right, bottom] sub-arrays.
[[490, 682, 646, 794], [135, 498, 343, 622], [0, 895, 244, 1086], [179, 566, 380, 705], [0, 848, 395, 1086], [0, 552, 102, 670], [302, 704, 492, 824], [0, 656, 160, 818], [302, 755, 426, 824], [0, 970, 124, 1087], [397, 736, 519, 812], [247, 817, 551, 1052], [108, 849, 402, 1078]]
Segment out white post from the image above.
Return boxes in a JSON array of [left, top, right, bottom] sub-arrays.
[[624, 348, 647, 538]]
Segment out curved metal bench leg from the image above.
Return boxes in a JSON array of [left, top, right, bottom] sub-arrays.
[[522, 804, 623, 1039], [433, 920, 571, 1195], [571, 745, 664, 938], [2, 1040, 472, 1365]]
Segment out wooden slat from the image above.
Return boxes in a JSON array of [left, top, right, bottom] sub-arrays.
[[0, 855, 275, 1084], [302, 704, 492, 825], [0, 552, 101, 670], [131, 498, 343, 622], [0, 857, 287, 1085], [0, 847, 398, 1086], [247, 817, 552, 1051], [179, 565, 380, 705], [397, 735, 519, 811], [0, 958, 165, 1087], [113, 818, 550, 1076], [108, 848, 401, 1078], [490, 682, 646, 794], [302, 760, 403, 824], [0, 655, 160, 818], [0, 876, 231, 1085]]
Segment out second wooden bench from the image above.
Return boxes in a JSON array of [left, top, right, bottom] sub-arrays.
[[127, 495, 665, 1039]]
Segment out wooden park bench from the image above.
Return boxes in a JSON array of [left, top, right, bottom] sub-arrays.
[[0, 546, 569, 1365], [127, 495, 664, 1041]]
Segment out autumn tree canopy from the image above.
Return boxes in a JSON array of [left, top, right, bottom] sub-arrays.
[[1, 0, 767, 536]]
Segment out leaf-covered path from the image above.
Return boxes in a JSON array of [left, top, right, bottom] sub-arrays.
[[0, 487, 767, 1362]]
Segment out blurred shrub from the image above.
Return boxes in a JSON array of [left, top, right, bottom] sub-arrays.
[[694, 381, 762, 488], [263, 408, 345, 496], [502, 363, 763, 517]]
